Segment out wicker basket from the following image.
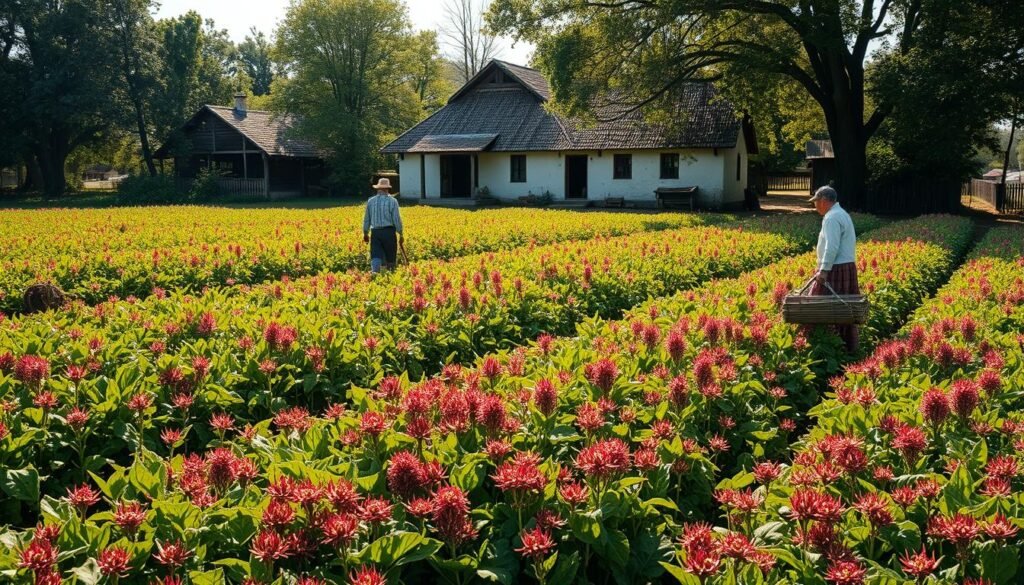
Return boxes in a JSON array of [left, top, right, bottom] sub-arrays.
[[782, 278, 870, 325]]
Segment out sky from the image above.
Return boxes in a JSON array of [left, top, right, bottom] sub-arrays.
[[154, 0, 535, 66]]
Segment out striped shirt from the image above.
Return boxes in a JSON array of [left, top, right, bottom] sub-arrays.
[[362, 192, 403, 234]]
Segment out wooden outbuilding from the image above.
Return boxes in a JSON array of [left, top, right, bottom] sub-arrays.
[[155, 94, 327, 198]]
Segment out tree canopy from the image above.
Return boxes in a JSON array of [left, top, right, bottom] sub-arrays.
[[272, 0, 443, 194]]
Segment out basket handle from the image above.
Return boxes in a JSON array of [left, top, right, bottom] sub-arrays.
[[797, 275, 852, 307]]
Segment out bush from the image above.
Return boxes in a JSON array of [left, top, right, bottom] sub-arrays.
[[115, 174, 182, 204], [116, 169, 223, 204], [188, 168, 221, 202]]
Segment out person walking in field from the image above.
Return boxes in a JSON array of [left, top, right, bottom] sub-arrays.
[[363, 178, 404, 274], [810, 185, 859, 352]]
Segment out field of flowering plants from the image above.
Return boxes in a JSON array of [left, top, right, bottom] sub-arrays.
[[704, 226, 1024, 585], [0, 206, 715, 314], [0, 207, 1012, 585], [0, 214, 842, 510]]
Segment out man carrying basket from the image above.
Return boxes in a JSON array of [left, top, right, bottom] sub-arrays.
[[810, 185, 859, 351]]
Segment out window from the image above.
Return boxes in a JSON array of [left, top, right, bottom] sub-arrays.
[[660, 153, 679, 179], [613, 154, 632, 179], [736, 153, 742, 181], [510, 155, 527, 183]]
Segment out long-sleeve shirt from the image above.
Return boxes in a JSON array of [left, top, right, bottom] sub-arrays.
[[362, 192, 403, 234], [816, 202, 856, 271]]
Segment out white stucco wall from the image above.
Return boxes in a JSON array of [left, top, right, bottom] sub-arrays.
[[581, 150, 726, 206], [399, 148, 745, 208], [477, 152, 564, 199], [423, 154, 441, 198], [720, 131, 748, 206], [396, 155, 422, 198]]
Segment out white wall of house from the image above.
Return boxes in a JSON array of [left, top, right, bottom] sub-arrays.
[[398, 145, 749, 208], [478, 151, 564, 198], [720, 131, 748, 206], [582, 150, 725, 205], [397, 155, 422, 197]]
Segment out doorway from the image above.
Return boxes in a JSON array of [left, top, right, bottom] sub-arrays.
[[440, 155, 472, 198], [565, 155, 588, 199]]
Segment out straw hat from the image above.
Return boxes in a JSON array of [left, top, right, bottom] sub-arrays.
[[372, 177, 392, 190]]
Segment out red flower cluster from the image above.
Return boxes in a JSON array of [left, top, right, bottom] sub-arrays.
[[575, 438, 631, 481]]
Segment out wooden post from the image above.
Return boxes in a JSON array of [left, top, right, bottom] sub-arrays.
[[420, 155, 426, 199], [242, 141, 248, 179], [471, 155, 478, 199], [262, 153, 270, 199]]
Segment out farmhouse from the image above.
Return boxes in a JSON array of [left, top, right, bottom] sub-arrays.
[[381, 60, 757, 209], [154, 94, 328, 198]]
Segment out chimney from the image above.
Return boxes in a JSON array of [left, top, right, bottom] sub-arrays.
[[233, 92, 248, 115]]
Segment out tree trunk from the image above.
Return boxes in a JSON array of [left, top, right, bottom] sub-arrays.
[[23, 155, 42, 192], [1001, 103, 1018, 186], [133, 95, 158, 177], [35, 148, 67, 198], [823, 111, 869, 211]]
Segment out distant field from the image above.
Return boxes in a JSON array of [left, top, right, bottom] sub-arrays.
[[0, 204, 719, 313]]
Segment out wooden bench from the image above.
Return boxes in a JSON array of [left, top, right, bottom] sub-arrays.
[[603, 197, 625, 208], [655, 186, 698, 210]]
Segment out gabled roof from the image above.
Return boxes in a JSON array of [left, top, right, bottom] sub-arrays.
[[806, 139, 834, 159], [206, 106, 321, 158], [382, 60, 752, 154], [155, 105, 323, 159]]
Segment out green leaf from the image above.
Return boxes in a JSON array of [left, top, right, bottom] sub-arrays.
[[979, 544, 1019, 583], [128, 458, 163, 499], [594, 526, 630, 569], [660, 562, 701, 585], [451, 459, 486, 493], [1, 466, 39, 501], [569, 511, 602, 545], [359, 532, 442, 568], [212, 558, 251, 582], [643, 497, 680, 512], [188, 568, 226, 585], [547, 550, 580, 584], [71, 558, 102, 585]]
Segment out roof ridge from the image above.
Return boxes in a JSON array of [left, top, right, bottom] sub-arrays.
[[492, 59, 538, 72], [206, 104, 277, 115]]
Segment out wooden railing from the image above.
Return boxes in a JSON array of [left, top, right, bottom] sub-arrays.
[[765, 174, 811, 192], [216, 178, 265, 197]]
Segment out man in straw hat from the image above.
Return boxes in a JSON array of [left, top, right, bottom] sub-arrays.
[[809, 185, 859, 351], [363, 177, 404, 273]]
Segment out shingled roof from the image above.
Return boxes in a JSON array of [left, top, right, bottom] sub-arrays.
[[155, 105, 323, 159], [205, 106, 322, 158], [382, 60, 753, 154]]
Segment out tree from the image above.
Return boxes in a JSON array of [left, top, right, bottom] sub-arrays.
[[487, 0, 1012, 210], [151, 13, 241, 158], [443, 0, 500, 84], [409, 30, 457, 114], [273, 0, 426, 194], [237, 27, 275, 96], [865, 1, 1010, 201], [108, 0, 161, 177], [0, 0, 121, 196]]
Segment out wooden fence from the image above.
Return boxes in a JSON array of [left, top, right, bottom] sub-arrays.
[[962, 179, 1024, 214], [765, 173, 811, 192], [862, 177, 962, 215]]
